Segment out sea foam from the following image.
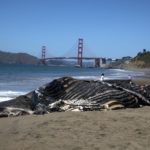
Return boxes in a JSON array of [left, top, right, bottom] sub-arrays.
[[0, 91, 27, 102]]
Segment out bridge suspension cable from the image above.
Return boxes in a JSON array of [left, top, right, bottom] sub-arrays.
[[61, 41, 77, 58]]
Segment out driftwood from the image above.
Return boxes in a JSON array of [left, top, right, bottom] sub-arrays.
[[0, 76, 150, 117]]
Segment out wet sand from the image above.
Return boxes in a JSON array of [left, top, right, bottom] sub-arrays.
[[0, 107, 150, 150]]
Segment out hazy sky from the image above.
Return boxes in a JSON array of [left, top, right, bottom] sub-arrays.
[[0, 0, 150, 58]]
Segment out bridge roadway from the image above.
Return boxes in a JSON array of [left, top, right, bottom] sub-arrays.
[[41, 57, 104, 67], [44, 57, 102, 60]]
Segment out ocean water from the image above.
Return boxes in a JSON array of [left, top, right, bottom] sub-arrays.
[[0, 64, 145, 102]]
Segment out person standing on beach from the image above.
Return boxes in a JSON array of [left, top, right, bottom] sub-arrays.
[[100, 73, 104, 81], [128, 74, 132, 84]]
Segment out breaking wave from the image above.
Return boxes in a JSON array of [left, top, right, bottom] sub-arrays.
[[0, 91, 27, 102]]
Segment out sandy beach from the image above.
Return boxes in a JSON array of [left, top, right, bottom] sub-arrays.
[[0, 106, 150, 150]]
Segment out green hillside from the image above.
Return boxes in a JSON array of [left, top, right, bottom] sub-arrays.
[[0, 50, 39, 64]]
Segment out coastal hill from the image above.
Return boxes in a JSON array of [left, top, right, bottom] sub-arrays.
[[108, 49, 150, 69], [0, 50, 39, 65], [130, 49, 150, 68], [0, 50, 75, 66]]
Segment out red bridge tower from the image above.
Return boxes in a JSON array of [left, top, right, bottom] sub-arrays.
[[77, 38, 83, 67], [41, 46, 46, 64]]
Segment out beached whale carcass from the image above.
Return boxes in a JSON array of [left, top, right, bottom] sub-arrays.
[[37, 77, 150, 111], [0, 76, 150, 117]]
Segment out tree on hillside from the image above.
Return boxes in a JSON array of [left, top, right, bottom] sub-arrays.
[[143, 49, 146, 53]]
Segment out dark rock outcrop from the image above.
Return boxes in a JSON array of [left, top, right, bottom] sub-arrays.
[[0, 77, 150, 117]]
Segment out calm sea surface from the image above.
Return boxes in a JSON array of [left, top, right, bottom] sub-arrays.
[[0, 64, 145, 102]]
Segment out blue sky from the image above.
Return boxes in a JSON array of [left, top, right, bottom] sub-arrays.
[[0, 0, 150, 58]]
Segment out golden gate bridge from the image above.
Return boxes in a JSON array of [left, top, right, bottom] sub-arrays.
[[41, 38, 106, 67]]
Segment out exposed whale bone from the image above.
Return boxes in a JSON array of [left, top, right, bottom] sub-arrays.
[[48, 99, 124, 112]]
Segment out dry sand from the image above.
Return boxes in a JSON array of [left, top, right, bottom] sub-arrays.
[[0, 107, 150, 150]]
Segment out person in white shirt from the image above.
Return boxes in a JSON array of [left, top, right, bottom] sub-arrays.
[[100, 73, 104, 81], [128, 74, 132, 84]]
